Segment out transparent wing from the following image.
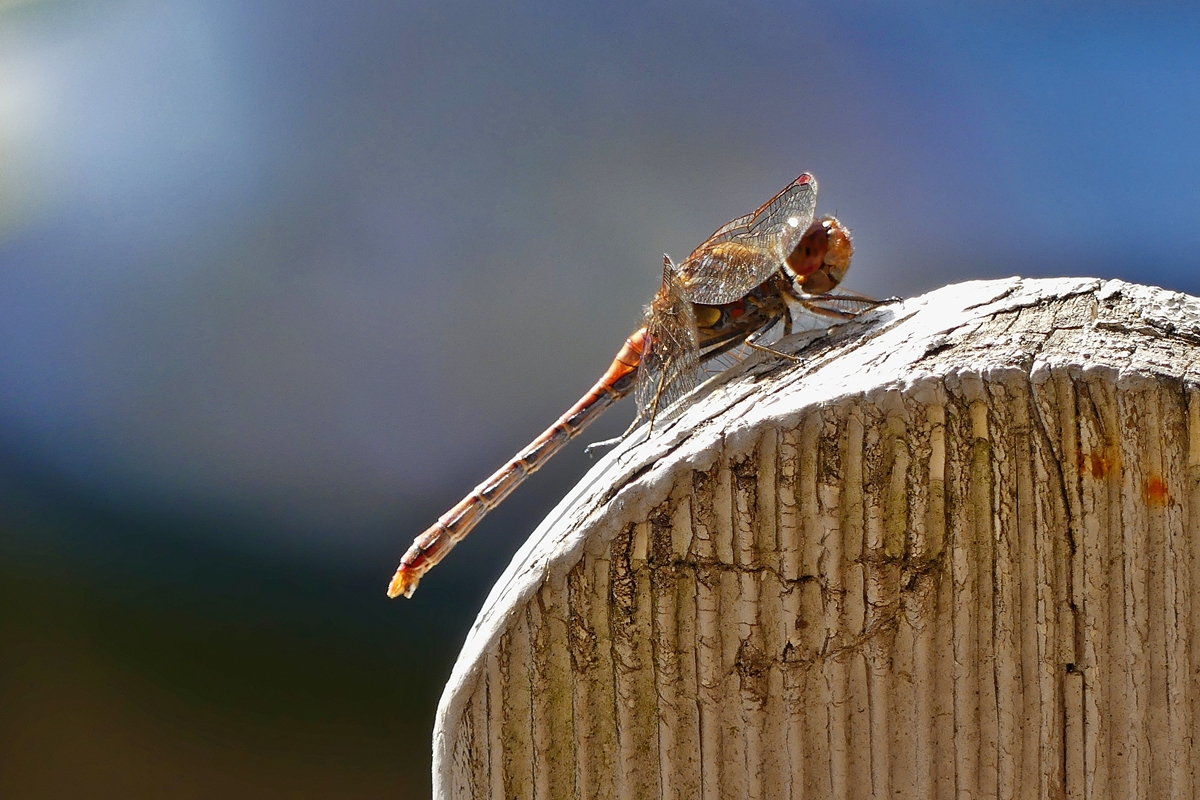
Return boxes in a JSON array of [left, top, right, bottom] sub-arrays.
[[676, 173, 819, 305], [634, 258, 701, 423], [696, 316, 786, 376]]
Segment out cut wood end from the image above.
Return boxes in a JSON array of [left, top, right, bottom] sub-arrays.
[[428, 276, 1200, 800]]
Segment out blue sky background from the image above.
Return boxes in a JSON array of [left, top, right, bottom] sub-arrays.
[[2, 1, 1199, 796]]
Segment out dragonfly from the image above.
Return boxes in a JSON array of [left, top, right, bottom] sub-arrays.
[[388, 173, 881, 598]]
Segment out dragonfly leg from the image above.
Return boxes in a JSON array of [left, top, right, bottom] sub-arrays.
[[584, 411, 645, 457], [812, 287, 895, 305], [743, 314, 803, 362], [743, 338, 803, 362], [790, 287, 896, 320], [798, 301, 858, 321], [584, 351, 677, 457]]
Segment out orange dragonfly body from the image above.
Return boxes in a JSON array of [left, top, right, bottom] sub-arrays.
[[388, 174, 874, 598]]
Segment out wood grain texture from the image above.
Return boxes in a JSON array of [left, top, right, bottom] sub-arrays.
[[432, 278, 1200, 800]]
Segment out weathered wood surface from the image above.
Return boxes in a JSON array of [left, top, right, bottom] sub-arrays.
[[431, 277, 1200, 800]]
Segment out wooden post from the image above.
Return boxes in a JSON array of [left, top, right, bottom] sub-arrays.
[[430, 277, 1200, 800]]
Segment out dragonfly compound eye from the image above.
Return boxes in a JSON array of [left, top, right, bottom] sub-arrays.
[[797, 217, 853, 295]]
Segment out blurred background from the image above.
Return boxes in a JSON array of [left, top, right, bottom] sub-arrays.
[[2, 1, 1199, 796]]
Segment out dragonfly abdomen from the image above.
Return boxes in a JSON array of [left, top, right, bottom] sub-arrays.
[[387, 327, 648, 598]]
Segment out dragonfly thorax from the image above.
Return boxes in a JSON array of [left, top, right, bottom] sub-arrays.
[[692, 278, 791, 344]]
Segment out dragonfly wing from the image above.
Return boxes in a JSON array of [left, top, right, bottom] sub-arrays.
[[635, 258, 701, 422], [677, 173, 820, 304]]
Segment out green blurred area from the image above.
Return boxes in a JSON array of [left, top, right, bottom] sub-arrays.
[[0, 473, 462, 799]]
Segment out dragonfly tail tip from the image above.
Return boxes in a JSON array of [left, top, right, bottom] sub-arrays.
[[387, 568, 419, 599]]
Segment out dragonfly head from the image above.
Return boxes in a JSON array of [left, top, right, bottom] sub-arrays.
[[790, 216, 853, 295]]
